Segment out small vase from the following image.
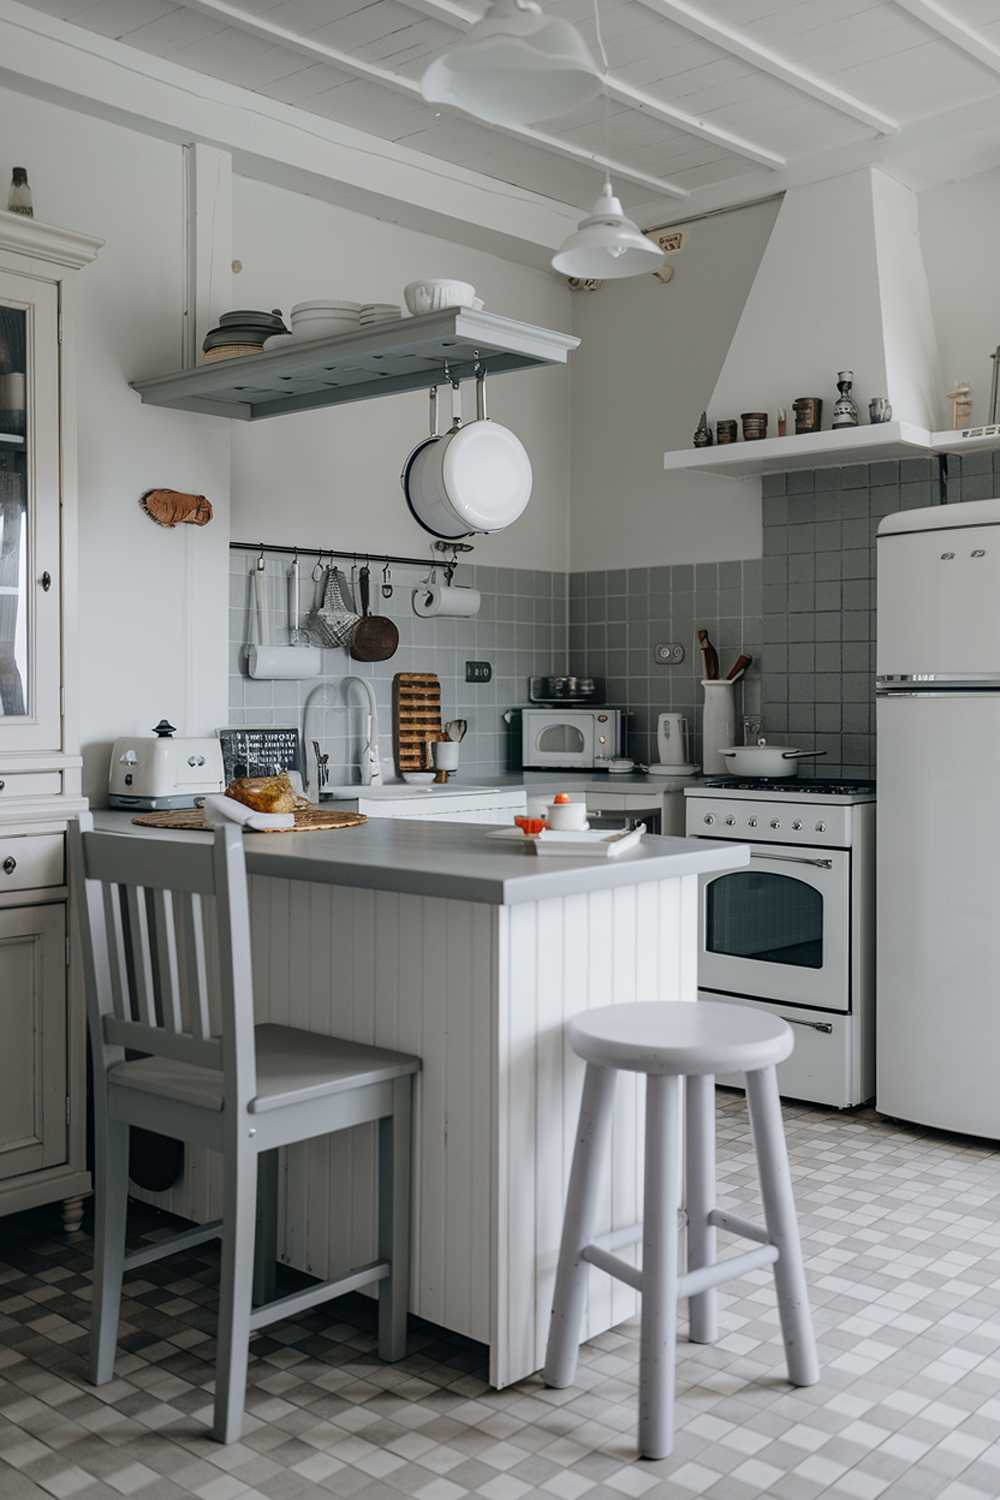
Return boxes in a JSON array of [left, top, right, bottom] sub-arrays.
[[693, 410, 712, 448], [701, 679, 737, 775], [832, 370, 859, 429]]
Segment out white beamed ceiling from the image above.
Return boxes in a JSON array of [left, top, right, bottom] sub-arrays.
[[14, 0, 1000, 220]]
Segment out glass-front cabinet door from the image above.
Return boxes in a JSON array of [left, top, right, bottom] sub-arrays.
[[0, 270, 60, 753]]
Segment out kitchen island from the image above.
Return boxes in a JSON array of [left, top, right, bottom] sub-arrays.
[[94, 812, 746, 1385]]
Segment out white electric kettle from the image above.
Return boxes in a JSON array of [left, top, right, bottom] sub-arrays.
[[651, 712, 699, 776]]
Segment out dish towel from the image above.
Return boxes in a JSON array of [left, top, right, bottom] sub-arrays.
[[202, 794, 295, 832]]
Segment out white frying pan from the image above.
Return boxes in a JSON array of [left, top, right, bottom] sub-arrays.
[[402, 368, 532, 539]]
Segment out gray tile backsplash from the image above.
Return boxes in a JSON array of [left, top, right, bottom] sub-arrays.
[[761, 451, 997, 777], [229, 456, 997, 788], [227, 551, 567, 788], [568, 562, 763, 767]]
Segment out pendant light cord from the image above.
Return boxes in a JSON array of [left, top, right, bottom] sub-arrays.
[[592, 0, 611, 188], [592, 0, 609, 73]]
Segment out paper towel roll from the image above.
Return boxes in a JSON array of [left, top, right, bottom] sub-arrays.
[[247, 643, 323, 680], [411, 584, 481, 618]]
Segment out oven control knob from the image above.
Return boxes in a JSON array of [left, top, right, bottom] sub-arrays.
[[815, 821, 827, 833], [724, 815, 736, 826], [747, 816, 758, 828], [792, 819, 803, 831], [703, 814, 715, 826], [770, 818, 781, 830]]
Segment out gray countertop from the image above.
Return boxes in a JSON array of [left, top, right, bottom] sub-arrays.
[[93, 811, 747, 907]]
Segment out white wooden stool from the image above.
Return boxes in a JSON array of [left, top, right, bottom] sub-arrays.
[[544, 1001, 819, 1460]]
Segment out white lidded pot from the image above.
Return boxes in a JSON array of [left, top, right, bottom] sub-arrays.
[[402, 368, 533, 539], [721, 739, 826, 779]]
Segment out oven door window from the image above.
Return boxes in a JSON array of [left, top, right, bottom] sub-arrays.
[[707, 871, 823, 968], [699, 846, 850, 1012]]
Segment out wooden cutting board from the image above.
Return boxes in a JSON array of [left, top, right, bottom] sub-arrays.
[[393, 672, 443, 773], [132, 807, 367, 833]]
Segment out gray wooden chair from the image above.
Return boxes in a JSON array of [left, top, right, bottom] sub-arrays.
[[70, 813, 420, 1443]]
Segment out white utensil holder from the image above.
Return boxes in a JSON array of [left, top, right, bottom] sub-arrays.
[[701, 679, 737, 774]]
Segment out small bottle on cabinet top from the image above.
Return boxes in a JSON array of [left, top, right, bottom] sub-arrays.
[[7, 168, 33, 217]]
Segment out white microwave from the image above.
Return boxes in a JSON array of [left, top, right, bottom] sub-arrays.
[[521, 708, 624, 768]]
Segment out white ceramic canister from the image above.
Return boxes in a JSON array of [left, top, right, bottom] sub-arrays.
[[701, 679, 737, 775]]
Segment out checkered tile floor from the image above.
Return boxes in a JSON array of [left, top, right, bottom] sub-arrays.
[[4, 1095, 1000, 1500]]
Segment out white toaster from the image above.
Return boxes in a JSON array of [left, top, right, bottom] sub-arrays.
[[108, 719, 225, 810]]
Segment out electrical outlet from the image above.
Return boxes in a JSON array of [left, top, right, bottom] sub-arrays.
[[653, 642, 686, 666], [466, 660, 492, 683]]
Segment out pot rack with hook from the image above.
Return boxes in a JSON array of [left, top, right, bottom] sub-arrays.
[[231, 538, 473, 583]]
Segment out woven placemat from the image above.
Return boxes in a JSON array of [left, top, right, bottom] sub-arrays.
[[131, 807, 367, 834]]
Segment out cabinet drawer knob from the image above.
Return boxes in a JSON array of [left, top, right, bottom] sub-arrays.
[[40, 571, 52, 592], [2, 857, 16, 875], [0, 779, 5, 791]]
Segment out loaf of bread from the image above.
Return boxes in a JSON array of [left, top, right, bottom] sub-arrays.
[[225, 773, 298, 814]]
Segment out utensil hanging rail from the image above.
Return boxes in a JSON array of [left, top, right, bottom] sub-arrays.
[[230, 541, 467, 571]]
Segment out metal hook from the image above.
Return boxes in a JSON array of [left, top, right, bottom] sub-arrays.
[[381, 561, 393, 600], [256, 543, 266, 571]]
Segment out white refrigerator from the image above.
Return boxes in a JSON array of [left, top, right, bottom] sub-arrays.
[[877, 497, 1000, 1137]]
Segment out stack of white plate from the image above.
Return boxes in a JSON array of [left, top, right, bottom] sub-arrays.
[[361, 302, 401, 326], [289, 300, 362, 339]]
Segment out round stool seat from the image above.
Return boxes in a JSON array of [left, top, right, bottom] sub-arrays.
[[568, 1001, 793, 1077]]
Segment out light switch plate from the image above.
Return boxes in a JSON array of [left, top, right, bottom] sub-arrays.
[[654, 642, 685, 666], [466, 660, 492, 683]]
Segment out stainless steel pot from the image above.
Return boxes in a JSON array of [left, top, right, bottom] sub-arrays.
[[720, 740, 826, 778]]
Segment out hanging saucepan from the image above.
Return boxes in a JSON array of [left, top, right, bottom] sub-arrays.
[[402, 368, 533, 539]]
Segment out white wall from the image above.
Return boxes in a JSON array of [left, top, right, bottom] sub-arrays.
[[920, 166, 1000, 429], [568, 197, 779, 571], [0, 85, 231, 802], [229, 177, 572, 571]]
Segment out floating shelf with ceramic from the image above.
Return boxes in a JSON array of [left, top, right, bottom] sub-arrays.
[[131, 308, 579, 421], [664, 423, 936, 480], [664, 422, 1000, 481]]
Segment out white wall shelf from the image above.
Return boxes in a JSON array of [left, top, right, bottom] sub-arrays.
[[664, 423, 1000, 481], [131, 308, 579, 421], [0, 433, 24, 447]]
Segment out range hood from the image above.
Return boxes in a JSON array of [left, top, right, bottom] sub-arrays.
[[707, 167, 942, 433]]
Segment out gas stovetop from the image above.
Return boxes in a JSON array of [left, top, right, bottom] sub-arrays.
[[697, 777, 876, 797]]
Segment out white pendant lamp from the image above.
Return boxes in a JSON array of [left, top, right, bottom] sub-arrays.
[[551, 178, 665, 280], [421, 0, 601, 128]]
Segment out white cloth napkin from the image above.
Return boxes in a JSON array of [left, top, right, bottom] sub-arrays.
[[203, 794, 295, 832]]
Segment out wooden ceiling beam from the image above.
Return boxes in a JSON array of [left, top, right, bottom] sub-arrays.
[[891, 0, 1000, 78], [176, 0, 692, 197], [631, 0, 899, 136]]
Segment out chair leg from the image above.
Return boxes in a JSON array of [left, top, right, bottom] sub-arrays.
[[90, 1119, 129, 1386], [745, 1066, 820, 1388], [639, 1073, 683, 1461], [214, 1147, 259, 1443], [378, 1075, 413, 1363], [685, 1073, 718, 1345], [544, 1063, 617, 1390], [253, 1150, 279, 1309]]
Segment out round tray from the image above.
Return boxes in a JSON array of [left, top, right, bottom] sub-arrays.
[[132, 807, 367, 834]]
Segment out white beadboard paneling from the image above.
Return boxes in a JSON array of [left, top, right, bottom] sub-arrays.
[[133, 870, 702, 1388]]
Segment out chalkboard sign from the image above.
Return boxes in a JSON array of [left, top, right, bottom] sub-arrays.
[[218, 726, 301, 784]]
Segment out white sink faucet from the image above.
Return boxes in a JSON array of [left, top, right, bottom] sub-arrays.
[[344, 676, 383, 787]]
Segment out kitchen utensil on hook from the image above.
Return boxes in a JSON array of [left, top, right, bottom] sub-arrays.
[[350, 563, 400, 662], [381, 563, 393, 600]]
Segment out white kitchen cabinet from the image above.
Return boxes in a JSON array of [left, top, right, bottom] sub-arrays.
[[0, 210, 102, 1231], [0, 902, 67, 1182]]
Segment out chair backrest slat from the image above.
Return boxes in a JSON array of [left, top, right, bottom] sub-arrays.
[[70, 816, 256, 1114], [185, 892, 212, 1040], [125, 885, 157, 1027], [152, 888, 183, 1032], [102, 882, 131, 1022]]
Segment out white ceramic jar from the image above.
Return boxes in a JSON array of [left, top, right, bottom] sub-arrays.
[[701, 679, 737, 775]]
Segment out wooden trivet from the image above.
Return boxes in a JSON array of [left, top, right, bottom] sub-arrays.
[[131, 807, 367, 834], [393, 671, 443, 773]]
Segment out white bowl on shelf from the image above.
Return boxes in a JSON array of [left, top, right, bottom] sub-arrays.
[[401, 772, 435, 786], [403, 279, 478, 316]]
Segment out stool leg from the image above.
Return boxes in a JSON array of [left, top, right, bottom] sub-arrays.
[[685, 1073, 717, 1345], [378, 1074, 413, 1363], [214, 1145, 258, 1443], [639, 1074, 683, 1461], [745, 1066, 820, 1388], [544, 1062, 616, 1389]]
